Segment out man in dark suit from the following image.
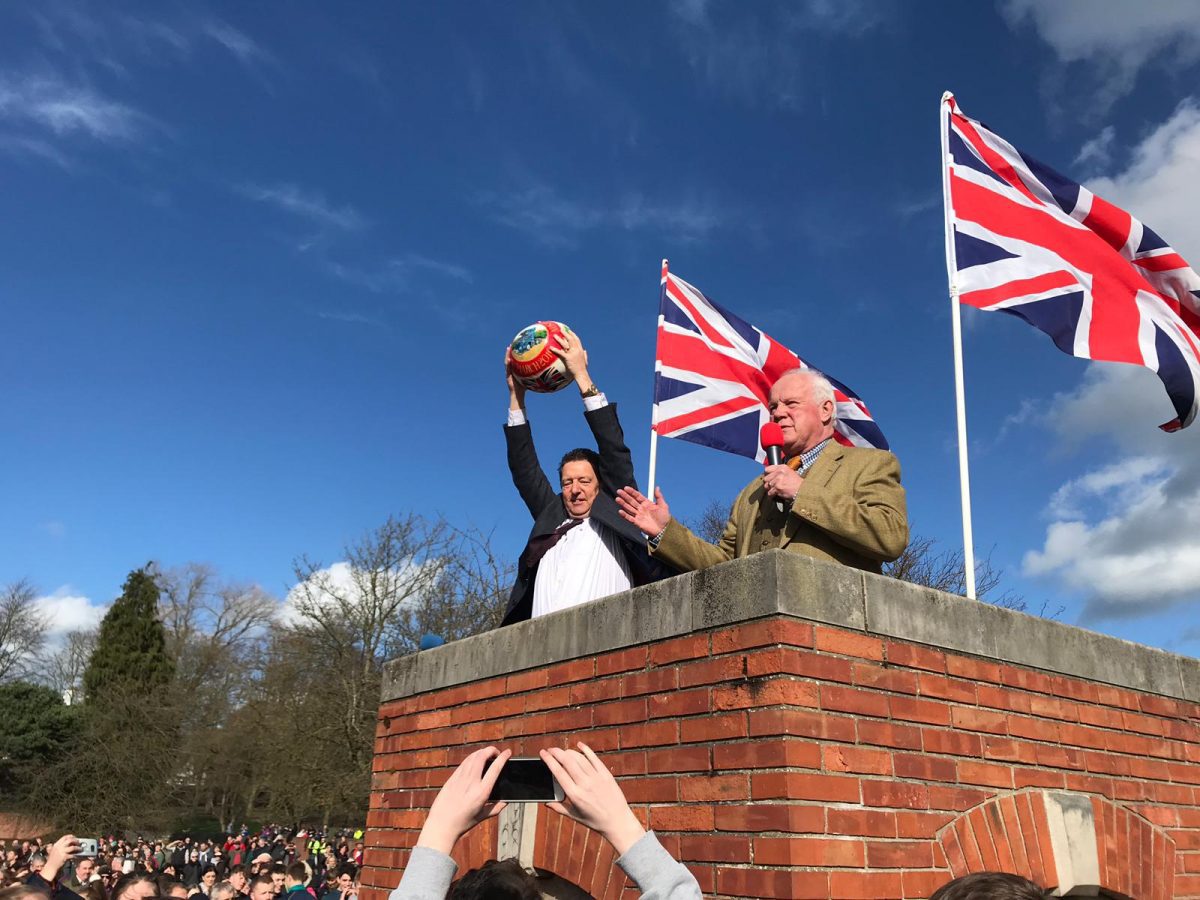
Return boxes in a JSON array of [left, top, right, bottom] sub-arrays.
[[501, 333, 667, 626]]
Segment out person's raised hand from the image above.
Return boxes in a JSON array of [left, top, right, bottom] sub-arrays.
[[44, 834, 81, 883], [504, 347, 526, 410], [416, 747, 511, 856], [541, 743, 644, 856], [763, 464, 802, 501], [549, 331, 591, 389], [615, 486, 671, 537]]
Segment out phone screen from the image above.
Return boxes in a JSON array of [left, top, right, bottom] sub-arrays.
[[488, 758, 559, 802]]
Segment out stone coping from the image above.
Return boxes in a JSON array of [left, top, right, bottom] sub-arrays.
[[382, 550, 1200, 704]]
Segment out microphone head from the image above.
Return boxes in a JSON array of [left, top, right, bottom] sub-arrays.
[[760, 421, 784, 450]]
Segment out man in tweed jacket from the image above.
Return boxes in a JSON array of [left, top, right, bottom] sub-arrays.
[[616, 368, 908, 574]]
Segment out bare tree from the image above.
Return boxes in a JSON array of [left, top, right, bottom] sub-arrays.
[[0, 580, 47, 682], [39, 629, 96, 701], [685, 499, 732, 545]]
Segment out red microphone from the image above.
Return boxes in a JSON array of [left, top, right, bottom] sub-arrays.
[[760, 422, 785, 467]]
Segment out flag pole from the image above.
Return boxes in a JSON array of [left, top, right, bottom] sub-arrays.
[[941, 92, 978, 600], [647, 259, 668, 494]]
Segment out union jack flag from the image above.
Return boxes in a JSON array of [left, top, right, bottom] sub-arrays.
[[653, 261, 888, 463], [943, 93, 1200, 431]]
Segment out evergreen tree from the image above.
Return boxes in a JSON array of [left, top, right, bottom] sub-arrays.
[[83, 566, 174, 702]]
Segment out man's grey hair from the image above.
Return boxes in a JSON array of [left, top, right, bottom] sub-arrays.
[[210, 883, 236, 900], [776, 368, 838, 422]]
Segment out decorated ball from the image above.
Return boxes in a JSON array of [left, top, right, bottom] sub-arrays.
[[508, 321, 576, 393]]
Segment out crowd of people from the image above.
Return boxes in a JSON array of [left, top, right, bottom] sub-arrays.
[[0, 827, 364, 900]]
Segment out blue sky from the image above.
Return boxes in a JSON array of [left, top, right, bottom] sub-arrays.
[[4, 1, 1200, 656]]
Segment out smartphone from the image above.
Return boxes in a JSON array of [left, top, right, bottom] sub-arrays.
[[78, 839, 99, 858], [488, 757, 564, 802]]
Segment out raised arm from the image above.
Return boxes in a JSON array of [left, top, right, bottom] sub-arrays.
[[504, 348, 557, 518]]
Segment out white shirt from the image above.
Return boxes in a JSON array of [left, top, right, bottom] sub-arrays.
[[531, 515, 633, 618]]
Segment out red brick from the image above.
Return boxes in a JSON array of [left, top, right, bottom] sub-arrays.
[[542, 707, 592, 733], [928, 785, 990, 811], [620, 776, 678, 802], [945, 654, 1003, 683], [918, 672, 979, 703], [893, 752, 957, 783], [525, 685, 571, 712], [895, 810, 955, 838], [857, 719, 924, 750], [648, 806, 710, 835], [710, 618, 815, 654], [679, 773, 748, 801], [829, 871, 903, 899], [648, 634, 709, 665], [748, 708, 857, 742], [715, 803, 825, 833], [890, 695, 953, 726], [678, 654, 747, 687], [822, 745, 893, 775], [646, 745, 710, 773], [756, 836, 864, 867], [982, 737, 1038, 764], [596, 646, 648, 676], [951, 706, 1010, 734], [826, 808, 897, 837], [861, 780, 929, 809], [885, 641, 946, 672], [1030, 694, 1079, 722], [677, 834, 750, 863], [751, 771, 861, 802], [569, 679, 612, 705], [866, 840, 935, 868], [714, 738, 821, 770], [712, 677, 819, 710], [643, 688, 708, 719], [545, 657, 595, 686], [622, 667, 679, 697], [505, 668, 549, 693], [815, 626, 885, 660], [923, 727, 984, 757], [852, 662, 920, 694], [593, 697, 648, 726], [717, 868, 829, 900], [680, 711, 747, 743], [904, 871, 950, 900], [821, 684, 890, 718], [619, 720, 678, 748], [757, 647, 854, 683]]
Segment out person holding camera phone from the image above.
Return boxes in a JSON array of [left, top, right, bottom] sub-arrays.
[[389, 743, 701, 900]]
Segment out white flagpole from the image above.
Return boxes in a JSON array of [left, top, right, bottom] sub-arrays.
[[647, 259, 668, 494], [941, 92, 978, 600]]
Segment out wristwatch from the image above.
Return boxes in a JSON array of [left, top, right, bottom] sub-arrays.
[[580, 383, 600, 398]]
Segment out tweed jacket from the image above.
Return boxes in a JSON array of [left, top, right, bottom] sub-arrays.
[[500, 403, 667, 626], [652, 442, 908, 574]]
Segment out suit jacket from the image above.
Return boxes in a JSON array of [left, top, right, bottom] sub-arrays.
[[653, 442, 908, 574], [501, 403, 667, 626]]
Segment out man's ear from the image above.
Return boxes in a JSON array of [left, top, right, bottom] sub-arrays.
[[820, 398, 835, 425]]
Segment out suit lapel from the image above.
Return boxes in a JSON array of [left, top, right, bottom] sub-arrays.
[[782, 444, 843, 546]]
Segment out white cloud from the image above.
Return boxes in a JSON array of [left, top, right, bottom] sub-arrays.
[[483, 182, 732, 248], [1086, 101, 1200, 261], [202, 20, 273, 68], [240, 183, 367, 232], [34, 588, 108, 637], [1074, 125, 1115, 169], [1000, 0, 1200, 107], [321, 253, 472, 294], [668, 0, 886, 110], [0, 73, 151, 142], [280, 560, 429, 626]]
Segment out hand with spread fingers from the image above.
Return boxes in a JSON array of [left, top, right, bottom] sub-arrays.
[[549, 331, 592, 394], [415, 746, 511, 855], [541, 742, 645, 855], [615, 486, 671, 538]]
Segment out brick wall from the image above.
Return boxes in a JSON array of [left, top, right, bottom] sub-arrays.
[[362, 552, 1200, 899]]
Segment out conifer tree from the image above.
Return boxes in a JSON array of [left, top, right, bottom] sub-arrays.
[[83, 566, 173, 702]]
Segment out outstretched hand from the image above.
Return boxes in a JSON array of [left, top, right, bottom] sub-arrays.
[[416, 747, 511, 855], [549, 330, 591, 389], [541, 743, 645, 856], [615, 486, 671, 537]]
